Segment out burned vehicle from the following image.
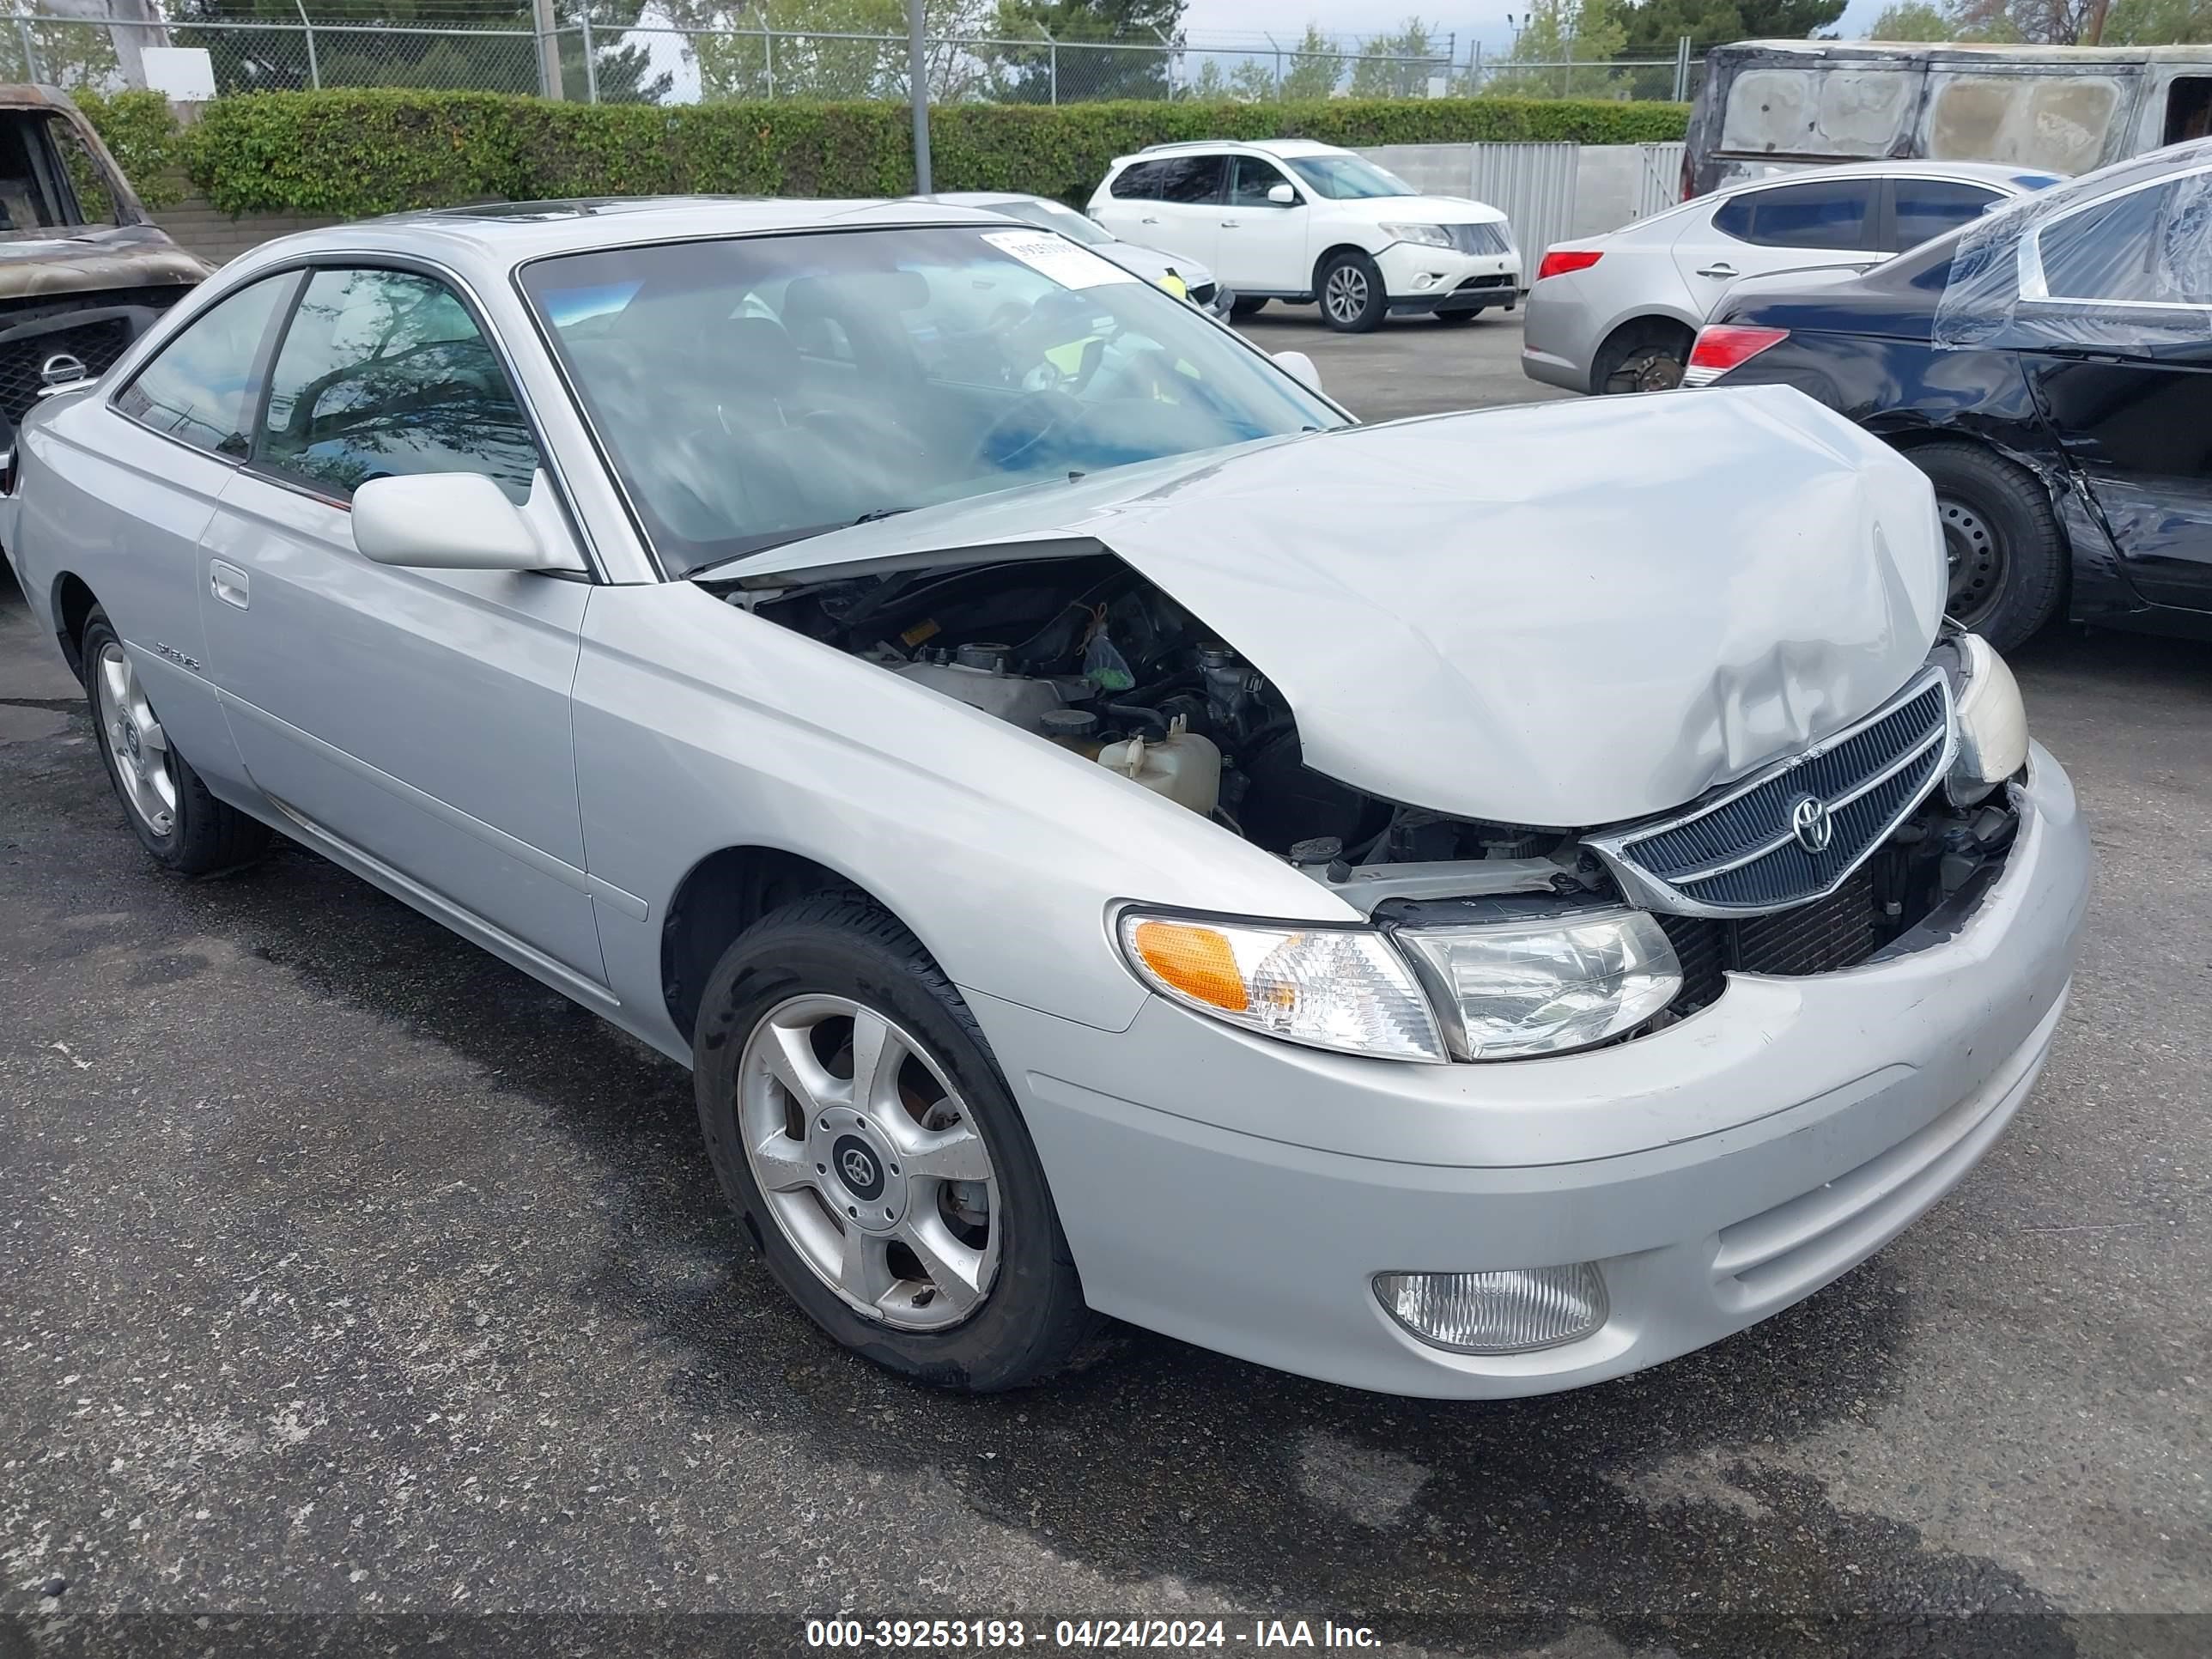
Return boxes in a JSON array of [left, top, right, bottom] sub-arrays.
[[0, 85, 208, 444], [1687, 138, 2212, 649], [1, 198, 2090, 1398], [1685, 39, 2212, 198]]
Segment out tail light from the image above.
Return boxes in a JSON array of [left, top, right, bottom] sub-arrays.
[[1534, 249, 1602, 282], [1682, 324, 1790, 386], [1680, 151, 1698, 202]]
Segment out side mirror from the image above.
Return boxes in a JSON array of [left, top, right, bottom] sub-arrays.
[[1267, 183, 1297, 207], [1273, 349, 1322, 395], [352, 472, 583, 573]]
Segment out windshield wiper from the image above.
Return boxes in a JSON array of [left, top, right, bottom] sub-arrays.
[[850, 507, 910, 526]]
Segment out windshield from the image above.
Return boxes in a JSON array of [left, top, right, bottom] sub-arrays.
[[1285, 154, 1416, 200], [988, 198, 1115, 246], [522, 226, 1341, 577]]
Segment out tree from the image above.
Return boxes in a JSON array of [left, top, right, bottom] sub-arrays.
[[1348, 18, 1444, 98], [1228, 55, 1278, 99], [1279, 23, 1341, 100], [676, 0, 992, 102], [165, 0, 667, 100], [1857, 0, 2211, 40], [989, 0, 1186, 100], [1867, 0, 1954, 33], [1474, 0, 1629, 97], [2101, 0, 2212, 40]]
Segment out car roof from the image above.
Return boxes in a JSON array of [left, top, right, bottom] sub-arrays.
[[253, 195, 1018, 270], [1717, 159, 2061, 188], [1118, 137, 1343, 165]]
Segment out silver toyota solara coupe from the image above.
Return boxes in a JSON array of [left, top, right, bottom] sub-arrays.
[[0, 197, 2090, 1397]]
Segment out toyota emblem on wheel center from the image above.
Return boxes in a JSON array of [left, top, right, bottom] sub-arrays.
[[831, 1135, 885, 1201], [1790, 793, 1834, 854]]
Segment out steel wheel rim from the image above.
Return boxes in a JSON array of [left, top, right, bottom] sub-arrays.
[[736, 993, 1000, 1333], [1940, 497, 2006, 630], [94, 642, 178, 837], [1324, 264, 1368, 324]]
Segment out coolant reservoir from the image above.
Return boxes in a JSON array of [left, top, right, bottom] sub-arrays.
[[1097, 717, 1221, 814]]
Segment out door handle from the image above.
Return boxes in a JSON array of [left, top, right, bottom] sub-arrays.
[[1695, 262, 1739, 278], [209, 560, 249, 610], [1220, 220, 1240, 228], [1139, 216, 1161, 225]]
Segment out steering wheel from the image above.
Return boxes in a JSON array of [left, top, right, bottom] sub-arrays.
[[970, 388, 1086, 475]]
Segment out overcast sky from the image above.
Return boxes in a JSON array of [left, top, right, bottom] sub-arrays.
[[1176, 0, 1888, 56]]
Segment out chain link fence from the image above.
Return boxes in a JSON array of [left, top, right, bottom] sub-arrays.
[[0, 10, 1707, 106]]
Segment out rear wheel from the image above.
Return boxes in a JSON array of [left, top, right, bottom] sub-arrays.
[[1905, 441, 2066, 651], [1229, 295, 1268, 320], [1592, 320, 1693, 395], [82, 609, 270, 875], [1317, 251, 1387, 333], [693, 892, 1091, 1391]]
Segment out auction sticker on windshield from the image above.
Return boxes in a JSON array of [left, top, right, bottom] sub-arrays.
[[982, 228, 1139, 289]]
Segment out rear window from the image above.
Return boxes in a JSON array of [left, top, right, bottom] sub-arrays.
[[1714, 179, 1877, 251], [1892, 179, 2002, 250]]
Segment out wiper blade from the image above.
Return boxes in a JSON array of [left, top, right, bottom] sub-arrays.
[[850, 507, 910, 525]]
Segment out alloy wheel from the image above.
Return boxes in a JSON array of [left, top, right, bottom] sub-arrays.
[[1323, 264, 1370, 326], [1940, 497, 2007, 632], [94, 641, 179, 838], [737, 994, 1000, 1332]]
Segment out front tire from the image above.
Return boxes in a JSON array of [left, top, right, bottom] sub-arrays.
[[1432, 307, 1483, 326], [1229, 295, 1268, 320], [1317, 250, 1387, 332], [1905, 441, 2066, 651], [693, 892, 1091, 1391], [82, 609, 270, 876]]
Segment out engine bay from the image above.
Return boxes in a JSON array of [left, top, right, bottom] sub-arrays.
[[720, 550, 2025, 1006], [726, 549, 1591, 883]]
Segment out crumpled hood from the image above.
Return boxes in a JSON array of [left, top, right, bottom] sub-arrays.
[[726, 386, 1948, 828]]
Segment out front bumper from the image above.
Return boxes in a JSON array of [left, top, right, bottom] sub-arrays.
[[967, 745, 2090, 1397], [1374, 241, 1522, 314]]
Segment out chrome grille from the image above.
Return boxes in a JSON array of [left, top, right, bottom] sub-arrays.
[[1589, 670, 1954, 919], [1446, 222, 1513, 256]]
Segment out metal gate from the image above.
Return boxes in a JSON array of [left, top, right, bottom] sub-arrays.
[[1634, 143, 1687, 221], [1467, 142, 1580, 274]]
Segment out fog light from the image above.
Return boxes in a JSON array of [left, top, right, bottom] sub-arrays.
[[1413, 272, 1437, 289], [1374, 1264, 1607, 1354]]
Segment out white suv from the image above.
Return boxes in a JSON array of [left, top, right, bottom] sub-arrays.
[[1088, 139, 1520, 332]]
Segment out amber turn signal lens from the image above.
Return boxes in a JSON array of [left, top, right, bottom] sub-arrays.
[[1127, 919, 1250, 1014]]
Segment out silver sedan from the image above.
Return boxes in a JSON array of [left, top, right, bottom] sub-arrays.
[[1, 197, 2088, 1397], [1522, 160, 2062, 394]]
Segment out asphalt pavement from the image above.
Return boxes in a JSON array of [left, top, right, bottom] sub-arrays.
[[2, 315, 2206, 1659]]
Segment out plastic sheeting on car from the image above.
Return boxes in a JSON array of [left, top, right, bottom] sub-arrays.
[[1933, 139, 2212, 353]]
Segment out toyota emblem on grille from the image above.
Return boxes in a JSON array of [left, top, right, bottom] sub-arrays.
[[1790, 793, 1834, 854]]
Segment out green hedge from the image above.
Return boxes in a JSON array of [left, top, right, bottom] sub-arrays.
[[88, 88, 1690, 222], [73, 88, 192, 210]]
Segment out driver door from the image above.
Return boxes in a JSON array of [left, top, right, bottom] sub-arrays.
[[1216, 156, 1310, 295], [197, 263, 608, 985]]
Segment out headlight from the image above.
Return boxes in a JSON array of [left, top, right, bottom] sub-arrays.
[[1118, 912, 1446, 1063], [1948, 632, 2028, 804], [1378, 222, 1453, 249], [1395, 908, 1682, 1061]]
